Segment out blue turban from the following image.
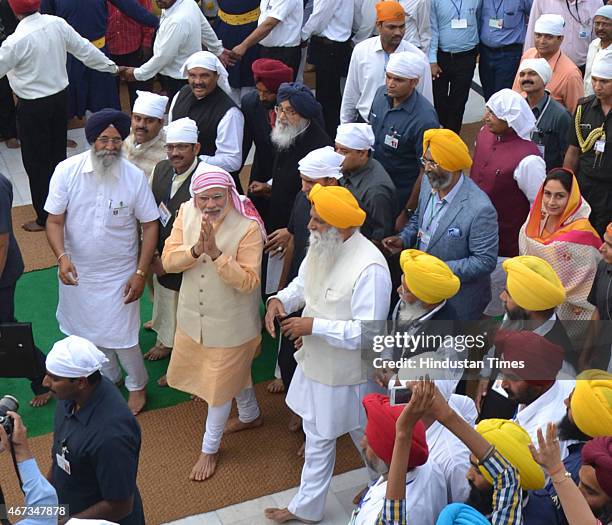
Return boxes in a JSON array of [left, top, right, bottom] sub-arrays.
[[277, 82, 323, 121], [85, 108, 131, 144], [436, 503, 490, 525]]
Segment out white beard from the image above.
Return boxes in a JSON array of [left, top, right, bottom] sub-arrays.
[[270, 118, 309, 151], [90, 147, 121, 182], [304, 228, 344, 298], [397, 299, 430, 323]]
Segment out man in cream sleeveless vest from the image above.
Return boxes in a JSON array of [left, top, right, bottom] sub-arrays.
[[161, 163, 267, 482], [264, 184, 392, 524]]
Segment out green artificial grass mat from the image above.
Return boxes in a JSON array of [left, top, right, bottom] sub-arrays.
[[0, 267, 278, 437]]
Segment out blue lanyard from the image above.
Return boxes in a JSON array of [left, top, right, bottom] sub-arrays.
[[493, 0, 504, 18], [450, 0, 463, 18]]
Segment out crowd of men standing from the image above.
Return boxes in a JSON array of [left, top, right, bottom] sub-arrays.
[[0, 0, 612, 524]]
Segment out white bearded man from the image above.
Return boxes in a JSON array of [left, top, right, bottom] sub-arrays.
[[264, 184, 392, 524], [161, 164, 267, 481], [44, 108, 160, 416], [122, 90, 169, 178]]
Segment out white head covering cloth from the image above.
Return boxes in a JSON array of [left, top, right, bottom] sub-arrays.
[[534, 14, 565, 36], [165, 117, 198, 144], [298, 146, 344, 180], [181, 51, 231, 95], [335, 123, 375, 150], [46, 336, 109, 378], [386, 51, 424, 79], [132, 90, 168, 119], [486, 88, 537, 140], [518, 58, 553, 85], [592, 52, 612, 80], [595, 5, 612, 19]]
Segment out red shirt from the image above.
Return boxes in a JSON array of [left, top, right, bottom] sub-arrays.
[[106, 0, 155, 56]]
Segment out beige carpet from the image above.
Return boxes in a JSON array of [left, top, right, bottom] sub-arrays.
[[0, 381, 363, 524]]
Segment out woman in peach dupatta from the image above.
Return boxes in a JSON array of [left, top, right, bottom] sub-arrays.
[[519, 168, 602, 322]]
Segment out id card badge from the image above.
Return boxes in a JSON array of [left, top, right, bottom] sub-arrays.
[[158, 202, 172, 227], [489, 18, 503, 29], [595, 139, 606, 153], [451, 18, 468, 29], [417, 228, 431, 250], [491, 378, 509, 398], [384, 134, 399, 149], [56, 452, 71, 475], [579, 26, 589, 39]]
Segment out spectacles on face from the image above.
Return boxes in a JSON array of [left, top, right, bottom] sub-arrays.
[[419, 156, 438, 169], [96, 136, 123, 145], [274, 105, 297, 117], [165, 144, 193, 152]]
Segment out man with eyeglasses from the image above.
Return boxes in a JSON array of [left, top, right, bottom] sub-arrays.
[[45, 108, 159, 417], [146, 117, 201, 383]]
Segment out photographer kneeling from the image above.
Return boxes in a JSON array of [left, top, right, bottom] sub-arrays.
[[0, 411, 58, 525]]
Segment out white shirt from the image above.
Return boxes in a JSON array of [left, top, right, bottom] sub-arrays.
[[44, 152, 159, 348], [0, 13, 117, 100], [352, 460, 447, 525], [301, 0, 355, 42], [259, 0, 304, 48], [341, 36, 434, 123], [513, 154, 546, 204], [134, 0, 223, 81], [584, 38, 612, 96], [352, 0, 378, 44], [398, 0, 431, 53]]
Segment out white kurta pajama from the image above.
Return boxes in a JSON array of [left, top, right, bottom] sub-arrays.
[[45, 152, 159, 389], [273, 231, 392, 522]]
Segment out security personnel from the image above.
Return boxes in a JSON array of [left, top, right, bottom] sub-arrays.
[[564, 53, 612, 238], [43, 336, 144, 525]]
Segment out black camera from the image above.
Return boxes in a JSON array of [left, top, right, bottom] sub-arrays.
[[0, 395, 19, 436]]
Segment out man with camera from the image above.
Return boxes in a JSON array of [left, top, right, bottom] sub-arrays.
[[0, 405, 59, 525]]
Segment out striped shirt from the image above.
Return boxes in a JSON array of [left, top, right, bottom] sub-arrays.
[[377, 497, 406, 525], [481, 448, 523, 525]]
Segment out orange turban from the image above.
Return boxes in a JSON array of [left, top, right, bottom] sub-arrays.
[[376, 1, 405, 23], [423, 128, 472, 173], [308, 184, 366, 229]]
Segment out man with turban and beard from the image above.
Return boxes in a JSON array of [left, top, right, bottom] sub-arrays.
[[264, 185, 392, 523], [243, 58, 294, 222], [161, 164, 266, 482], [44, 109, 159, 416], [383, 128, 498, 321], [525, 369, 612, 524]]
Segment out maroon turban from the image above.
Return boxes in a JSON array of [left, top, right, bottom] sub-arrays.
[[8, 0, 39, 14], [582, 437, 612, 498], [495, 330, 564, 386], [252, 59, 294, 94], [362, 393, 429, 469]]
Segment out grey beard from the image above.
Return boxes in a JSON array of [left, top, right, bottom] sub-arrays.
[[271, 118, 309, 151], [304, 228, 343, 297], [426, 169, 453, 190], [90, 147, 121, 179], [398, 300, 429, 323]]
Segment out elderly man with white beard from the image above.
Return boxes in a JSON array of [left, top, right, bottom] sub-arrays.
[[263, 184, 392, 524], [45, 109, 159, 416]]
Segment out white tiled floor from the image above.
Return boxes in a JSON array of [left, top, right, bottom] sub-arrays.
[[162, 468, 370, 525]]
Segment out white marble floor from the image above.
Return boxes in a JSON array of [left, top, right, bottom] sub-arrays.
[[162, 467, 370, 525]]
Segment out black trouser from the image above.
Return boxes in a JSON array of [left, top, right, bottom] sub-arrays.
[[260, 46, 301, 80], [110, 50, 154, 111], [159, 75, 188, 104], [278, 309, 303, 391], [0, 76, 17, 140], [16, 89, 68, 226], [308, 36, 352, 139], [433, 47, 478, 133], [0, 284, 49, 396]]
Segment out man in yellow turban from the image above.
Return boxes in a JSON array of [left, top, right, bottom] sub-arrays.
[[264, 185, 393, 523], [382, 128, 498, 321], [570, 369, 612, 438]]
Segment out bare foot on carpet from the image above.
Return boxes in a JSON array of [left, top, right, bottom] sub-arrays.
[[143, 320, 153, 330], [21, 221, 45, 232], [266, 377, 284, 393], [191, 395, 205, 402], [143, 344, 171, 361], [288, 413, 302, 432], [128, 389, 146, 415], [157, 374, 168, 387], [224, 414, 263, 434], [30, 392, 52, 407], [189, 452, 218, 481], [264, 508, 317, 524], [297, 442, 305, 457]]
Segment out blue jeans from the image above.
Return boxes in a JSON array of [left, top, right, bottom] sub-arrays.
[[478, 44, 523, 102]]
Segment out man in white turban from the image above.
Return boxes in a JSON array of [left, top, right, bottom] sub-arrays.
[[513, 13, 584, 113], [335, 123, 396, 242], [166, 51, 244, 185], [369, 50, 439, 226], [145, 118, 201, 383], [122, 91, 168, 178], [471, 88, 546, 316], [584, 5, 612, 96], [43, 336, 145, 525], [516, 58, 572, 170]]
